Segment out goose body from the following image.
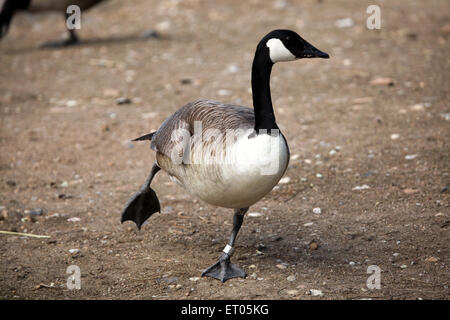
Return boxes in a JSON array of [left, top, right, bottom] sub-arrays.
[[122, 29, 329, 282], [152, 99, 290, 209]]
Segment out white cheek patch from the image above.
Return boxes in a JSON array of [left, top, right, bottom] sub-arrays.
[[266, 38, 296, 63]]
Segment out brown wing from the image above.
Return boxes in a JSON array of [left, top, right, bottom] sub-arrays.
[[151, 99, 255, 158]]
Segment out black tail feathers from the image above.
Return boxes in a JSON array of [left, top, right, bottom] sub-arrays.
[[132, 132, 156, 142]]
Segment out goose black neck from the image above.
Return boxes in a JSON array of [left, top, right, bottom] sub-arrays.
[[251, 49, 278, 133]]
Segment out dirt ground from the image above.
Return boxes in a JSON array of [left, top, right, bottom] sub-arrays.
[[0, 0, 449, 300]]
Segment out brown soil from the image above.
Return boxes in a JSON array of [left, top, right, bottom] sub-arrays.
[[0, 0, 449, 299]]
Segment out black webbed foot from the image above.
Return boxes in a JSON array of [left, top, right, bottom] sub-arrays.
[[201, 253, 247, 283]]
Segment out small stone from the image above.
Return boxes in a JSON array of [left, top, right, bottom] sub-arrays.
[[316, 173, 323, 179], [180, 78, 192, 85], [276, 263, 288, 270], [303, 222, 314, 227], [352, 184, 370, 191], [335, 17, 354, 28], [279, 177, 291, 184], [390, 133, 400, 140], [370, 77, 395, 86], [349, 261, 356, 266], [256, 250, 264, 256], [116, 97, 131, 105], [248, 212, 264, 217], [405, 154, 418, 160], [309, 240, 319, 250], [312, 208, 322, 214], [287, 275, 296, 282], [400, 264, 408, 269], [65, 100, 78, 108], [30, 209, 44, 216], [60, 181, 69, 188], [69, 249, 79, 255], [189, 277, 200, 282], [410, 104, 424, 111], [286, 289, 299, 296], [424, 257, 438, 263], [403, 188, 418, 194], [309, 289, 323, 296], [67, 217, 80, 222]]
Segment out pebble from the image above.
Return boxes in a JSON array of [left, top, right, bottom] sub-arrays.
[[248, 212, 264, 217], [312, 208, 322, 214], [403, 188, 418, 194], [424, 257, 438, 263], [60, 181, 69, 188], [189, 277, 200, 282], [370, 77, 395, 86], [30, 209, 44, 216], [65, 100, 78, 108], [410, 103, 425, 111], [309, 289, 323, 296], [278, 177, 291, 184], [116, 97, 131, 105], [335, 17, 354, 28], [276, 263, 288, 270], [440, 113, 450, 121], [316, 173, 323, 179], [309, 240, 319, 250], [390, 133, 400, 140], [286, 289, 299, 296], [400, 264, 408, 269], [69, 249, 79, 255], [303, 222, 314, 227], [352, 184, 370, 191], [287, 275, 296, 282], [349, 261, 356, 266], [290, 154, 300, 160], [405, 154, 418, 160], [67, 217, 81, 222]]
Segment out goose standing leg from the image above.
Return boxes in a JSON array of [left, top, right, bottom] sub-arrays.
[[201, 207, 249, 282]]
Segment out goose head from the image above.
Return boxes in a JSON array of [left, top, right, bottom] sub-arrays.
[[259, 29, 329, 63]]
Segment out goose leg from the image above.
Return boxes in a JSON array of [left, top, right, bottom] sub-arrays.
[[201, 207, 248, 282], [41, 13, 80, 48]]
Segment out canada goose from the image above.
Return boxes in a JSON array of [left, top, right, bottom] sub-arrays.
[[122, 29, 329, 282], [0, 0, 107, 47]]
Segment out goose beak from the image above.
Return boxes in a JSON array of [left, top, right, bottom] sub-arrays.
[[300, 42, 330, 59]]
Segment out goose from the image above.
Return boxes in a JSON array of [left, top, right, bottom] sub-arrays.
[[0, 0, 108, 47], [121, 29, 329, 282]]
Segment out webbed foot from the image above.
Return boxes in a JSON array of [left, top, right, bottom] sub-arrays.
[[201, 253, 247, 283]]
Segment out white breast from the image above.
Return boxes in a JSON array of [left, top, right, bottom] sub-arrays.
[[178, 130, 289, 209]]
